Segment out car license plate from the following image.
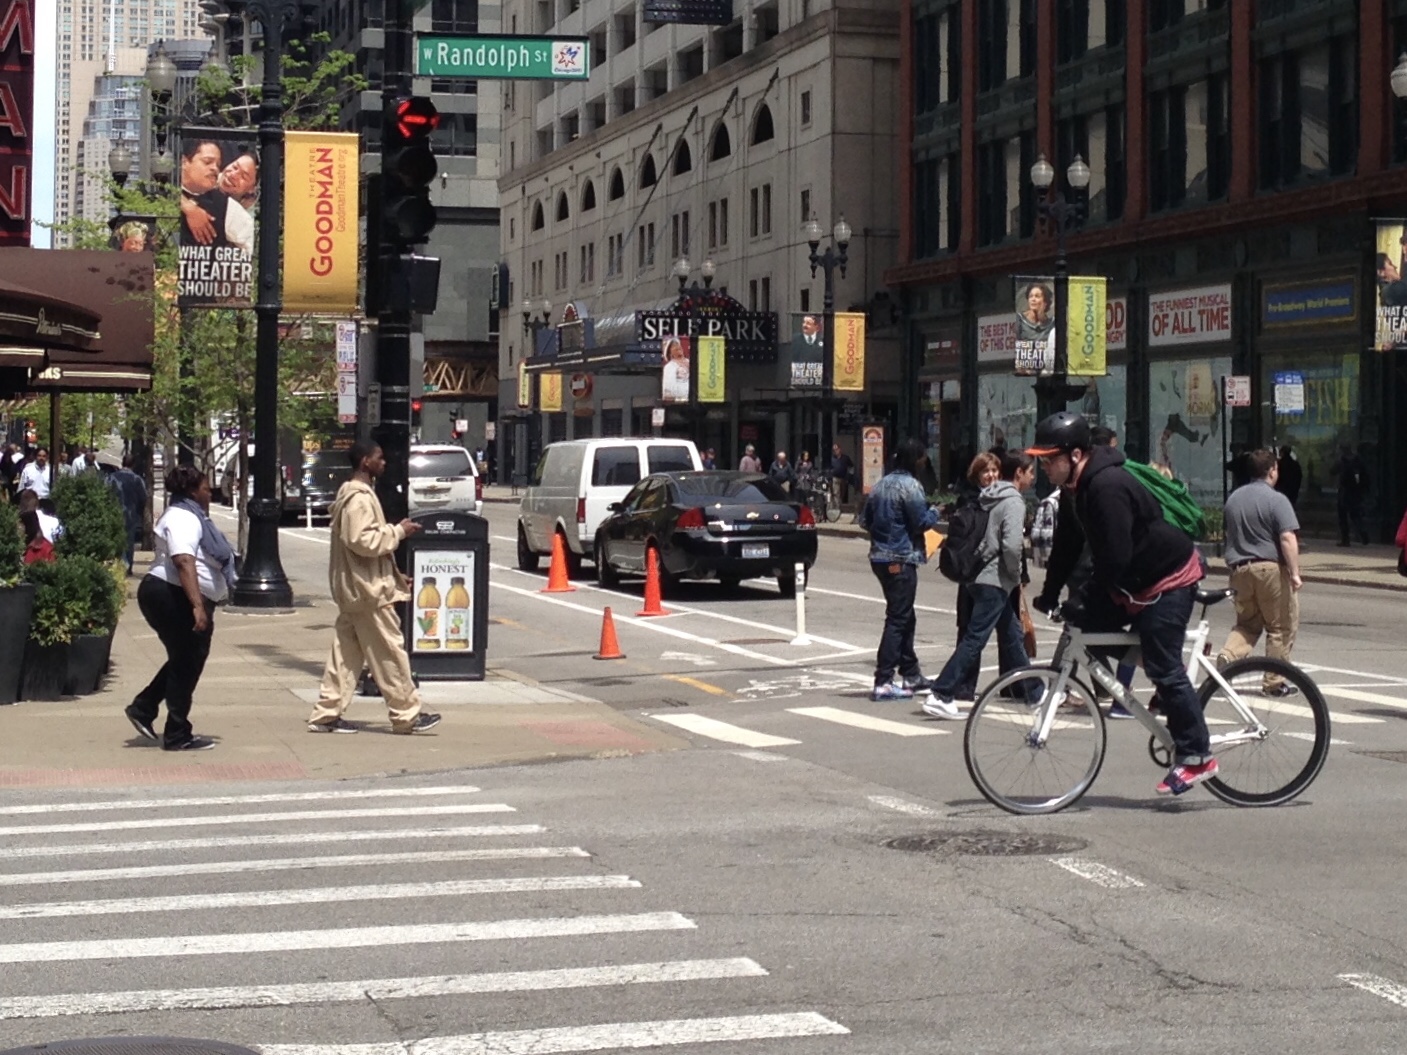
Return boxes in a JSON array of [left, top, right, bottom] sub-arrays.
[[742, 543, 770, 559]]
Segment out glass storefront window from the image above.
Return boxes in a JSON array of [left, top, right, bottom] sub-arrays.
[[976, 367, 1128, 456], [1065, 364, 1128, 438], [1149, 355, 1229, 505], [1260, 349, 1359, 521]]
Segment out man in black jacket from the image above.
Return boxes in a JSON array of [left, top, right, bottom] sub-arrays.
[[1028, 412, 1216, 796]]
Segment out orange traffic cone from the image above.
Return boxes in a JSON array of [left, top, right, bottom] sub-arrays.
[[541, 532, 577, 593], [593, 606, 626, 660], [636, 546, 669, 617]]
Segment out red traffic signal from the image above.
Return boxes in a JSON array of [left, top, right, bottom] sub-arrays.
[[393, 96, 440, 141], [411, 400, 424, 413]]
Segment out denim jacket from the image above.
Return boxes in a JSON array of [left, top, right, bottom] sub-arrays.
[[858, 470, 939, 565]]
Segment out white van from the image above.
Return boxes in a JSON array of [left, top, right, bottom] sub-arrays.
[[517, 438, 701, 572]]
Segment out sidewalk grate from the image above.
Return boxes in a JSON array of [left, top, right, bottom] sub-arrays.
[[884, 830, 1089, 857]]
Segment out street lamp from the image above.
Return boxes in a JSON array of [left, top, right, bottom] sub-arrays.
[[107, 142, 134, 188], [522, 297, 552, 336], [802, 215, 851, 458], [1030, 152, 1091, 420]]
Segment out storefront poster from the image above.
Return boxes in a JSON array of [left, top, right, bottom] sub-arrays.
[[1149, 357, 1229, 504], [540, 372, 563, 412], [517, 360, 532, 408], [1262, 280, 1356, 329], [789, 312, 824, 387], [283, 131, 359, 312], [861, 425, 885, 494], [177, 128, 259, 308], [1106, 297, 1128, 352], [1066, 276, 1107, 377], [696, 335, 726, 402], [977, 313, 1018, 364], [1147, 284, 1232, 348], [1373, 219, 1407, 349], [660, 335, 691, 403], [833, 312, 865, 392], [1012, 275, 1056, 376], [411, 551, 476, 654]]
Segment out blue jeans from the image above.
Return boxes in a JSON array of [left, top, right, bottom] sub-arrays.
[[933, 584, 1034, 701], [872, 562, 921, 687]]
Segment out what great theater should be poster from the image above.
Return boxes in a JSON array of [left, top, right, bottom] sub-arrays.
[[178, 129, 259, 308]]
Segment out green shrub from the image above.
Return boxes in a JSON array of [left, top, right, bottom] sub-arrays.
[[23, 558, 88, 646], [0, 500, 22, 587], [52, 471, 127, 563]]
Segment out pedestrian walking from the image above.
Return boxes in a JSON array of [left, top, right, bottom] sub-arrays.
[[308, 440, 442, 735], [738, 444, 763, 473], [701, 447, 717, 470], [1274, 444, 1302, 510], [125, 466, 235, 751], [1216, 448, 1302, 695], [829, 443, 854, 508], [18, 448, 50, 498], [768, 450, 795, 494], [857, 437, 940, 701], [1333, 444, 1370, 546], [948, 451, 1001, 702], [107, 454, 148, 575]]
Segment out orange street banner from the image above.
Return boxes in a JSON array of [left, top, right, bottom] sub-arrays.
[[540, 372, 564, 412], [283, 131, 359, 312], [833, 312, 866, 392]]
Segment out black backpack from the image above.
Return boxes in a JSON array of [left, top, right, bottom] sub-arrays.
[[938, 498, 991, 584]]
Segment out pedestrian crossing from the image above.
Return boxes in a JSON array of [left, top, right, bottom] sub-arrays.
[[0, 783, 849, 1051]]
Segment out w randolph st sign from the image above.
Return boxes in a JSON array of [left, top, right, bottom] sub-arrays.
[[415, 35, 590, 80]]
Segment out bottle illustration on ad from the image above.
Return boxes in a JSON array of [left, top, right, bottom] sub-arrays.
[[410, 552, 477, 654], [416, 577, 442, 650], [445, 576, 470, 650]]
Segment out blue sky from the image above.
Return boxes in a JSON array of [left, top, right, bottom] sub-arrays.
[[30, 0, 55, 248]]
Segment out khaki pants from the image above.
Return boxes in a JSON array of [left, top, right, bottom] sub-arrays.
[[1218, 561, 1298, 690], [309, 605, 422, 730]]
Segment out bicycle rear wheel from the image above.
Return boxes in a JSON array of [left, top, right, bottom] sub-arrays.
[[1199, 657, 1330, 807], [824, 494, 842, 523], [964, 667, 1105, 815]]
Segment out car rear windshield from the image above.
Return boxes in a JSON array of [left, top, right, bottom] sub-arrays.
[[591, 446, 643, 487], [674, 475, 789, 502], [410, 450, 473, 478], [647, 446, 695, 474]]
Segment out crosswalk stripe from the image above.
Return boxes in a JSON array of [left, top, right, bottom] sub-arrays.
[[6, 824, 547, 860], [786, 705, 947, 737], [1320, 686, 1407, 712], [0, 803, 514, 837], [0, 847, 591, 887], [0, 912, 696, 963], [0, 958, 769, 1020], [0, 785, 484, 816], [254, 1012, 850, 1054], [648, 713, 800, 748], [0, 875, 640, 919]]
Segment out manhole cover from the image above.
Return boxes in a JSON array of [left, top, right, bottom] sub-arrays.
[[0, 1040, 259, 1055], [1353, 749, 1407, 764], [884, 830, 1089, 857]]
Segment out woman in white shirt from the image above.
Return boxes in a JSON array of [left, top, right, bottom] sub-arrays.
[[124, 466, 237, 751]]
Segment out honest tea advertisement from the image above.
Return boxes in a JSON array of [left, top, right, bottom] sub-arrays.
[[411, 551, 476, 654]]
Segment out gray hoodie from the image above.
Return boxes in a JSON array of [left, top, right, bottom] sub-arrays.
[[973, 480, 1025, 593]]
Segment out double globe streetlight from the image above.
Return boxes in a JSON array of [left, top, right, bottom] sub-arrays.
[[1029, 152, 1091, 419]]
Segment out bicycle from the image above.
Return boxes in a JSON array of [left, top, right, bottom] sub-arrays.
[[802, 482, 843, 524], [963, 586, 1331, 815]]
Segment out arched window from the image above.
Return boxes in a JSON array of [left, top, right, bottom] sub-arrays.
[[555, 192, 569, 222], [750, 103, 774, 146], [531, 201, 544, 230], [581, 179, 597, 211], [639, 153, 658, 188], [673, 139, 692, 176], [608, 167, 625, 200], [709, 122, 731, 161]]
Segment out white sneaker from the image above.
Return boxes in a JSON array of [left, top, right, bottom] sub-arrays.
[[921, 693, 962, 720]]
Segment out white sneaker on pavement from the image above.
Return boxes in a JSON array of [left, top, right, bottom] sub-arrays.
[[921, 693, 962, 720]]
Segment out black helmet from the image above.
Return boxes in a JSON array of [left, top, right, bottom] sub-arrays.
[[1026, 412, 1091, 456]]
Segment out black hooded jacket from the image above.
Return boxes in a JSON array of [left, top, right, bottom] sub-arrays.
[[1063, 445, 1194, 597]]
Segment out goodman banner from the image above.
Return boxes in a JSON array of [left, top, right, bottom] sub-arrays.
[[178, 128, 258, 308], [284, 131, 359, 313]]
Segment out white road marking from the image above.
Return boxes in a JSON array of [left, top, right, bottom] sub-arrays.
[[0, 912, 696, 964], [734, 673, 866, 700], [1298, 662, 1407, 684], [5, 824, 546, 860], [1339, 973, 1407, 1008], [1050, 857, 1146, 889], [788, 706, 946, 737], [0, 785, 482, 817], [1281, 731, 1352, 746], [648, 713, 800, 748], [280, 528, 331, 545], [0, 875, 639, 919], [255, 1013, 850, 1055], [806, 583, 956, 615], [0, 847, 591, 887], [867, 795, 943, 817], [732, 750, 788, 762], [659, 650, 718, 667], [0, 959, 769, 1021], [1319, 686, 1407, 711], [0, 803, 513, 838]]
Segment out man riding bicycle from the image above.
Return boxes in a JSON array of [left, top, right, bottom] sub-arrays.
[[1026, 412, 1217, 795]]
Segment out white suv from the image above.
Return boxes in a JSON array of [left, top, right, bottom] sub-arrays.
[[409, 444, 483, 517]]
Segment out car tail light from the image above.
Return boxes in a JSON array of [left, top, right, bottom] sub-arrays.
[[475, 476, 484, 503], [576, 497, 586, 525], [676, 506, 706, 529], [798, 505, 816, 529]]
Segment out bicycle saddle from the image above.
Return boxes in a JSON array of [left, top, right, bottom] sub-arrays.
[[1194, 587, 1234, 606]]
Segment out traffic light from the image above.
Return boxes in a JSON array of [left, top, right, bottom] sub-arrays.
[[382, 95, 440, 245], [411, 399, 423, 429]]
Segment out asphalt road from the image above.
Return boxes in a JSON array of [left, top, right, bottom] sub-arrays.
[[6, 503, 1402, 1053]]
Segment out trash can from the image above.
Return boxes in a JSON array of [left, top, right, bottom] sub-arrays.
[[402, 511, 490, 681]]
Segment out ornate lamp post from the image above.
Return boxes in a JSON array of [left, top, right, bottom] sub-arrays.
[[521, 297, 552, 338], [672, 256, 716, 446], [802, 215, 850, 458], [1030, 152, 1092, 420]]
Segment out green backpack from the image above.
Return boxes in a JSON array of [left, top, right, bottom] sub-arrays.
[[1123, 461, 1206, 540]]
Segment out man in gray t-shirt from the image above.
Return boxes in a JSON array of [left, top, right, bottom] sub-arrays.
[[1217, 448, 1302, 695]]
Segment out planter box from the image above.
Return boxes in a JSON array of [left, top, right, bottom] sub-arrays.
[[19, 640, 71, 702], [65, 632, 113, 696], [0, 584, 35, 705]]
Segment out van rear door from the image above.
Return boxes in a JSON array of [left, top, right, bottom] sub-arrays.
[[582, 445, 645, 546]]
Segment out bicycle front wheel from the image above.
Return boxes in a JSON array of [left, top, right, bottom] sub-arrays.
[[1199, 657, 1330, 807], [824, 495, 842, 522], [964, 666, 1106, 815]]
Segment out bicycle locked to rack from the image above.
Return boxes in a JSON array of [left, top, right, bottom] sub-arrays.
[[963, 586, 1332, 815]]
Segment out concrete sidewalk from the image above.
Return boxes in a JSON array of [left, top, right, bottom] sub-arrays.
[[0, 569, 684, 789]]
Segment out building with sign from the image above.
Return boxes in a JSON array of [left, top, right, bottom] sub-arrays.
[[887, 0, 1407, 539], [495, 0, 904, 482]]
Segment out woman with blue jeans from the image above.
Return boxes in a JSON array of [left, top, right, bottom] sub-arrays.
[[858, 438, 940, 701], [924, 451, 1037, 718]]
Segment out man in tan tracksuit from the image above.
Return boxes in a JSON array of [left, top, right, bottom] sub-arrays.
[[308, 441, 442, 734]]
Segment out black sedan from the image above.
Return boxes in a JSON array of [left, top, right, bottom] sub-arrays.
[[593, 472, 819, 596]]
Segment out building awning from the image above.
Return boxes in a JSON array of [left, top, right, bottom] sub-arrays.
[[0, 279, 104, 366]]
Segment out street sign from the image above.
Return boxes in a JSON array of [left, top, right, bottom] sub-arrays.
[[1273, 371, 1305, 415], [643, 0, 734, 24], [366, 381, 383, 427], [336, 371, 357, 425], [415, 35, 590, 80], [1224, 375, 1251, 408]]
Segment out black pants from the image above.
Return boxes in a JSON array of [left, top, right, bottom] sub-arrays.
[[1338, 491, 1368, 545], [872, 562, 921, 687], [132, 576, 215, 746]]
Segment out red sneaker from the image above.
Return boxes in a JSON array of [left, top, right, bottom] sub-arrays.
[[1156, 758, 1219, 796]]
